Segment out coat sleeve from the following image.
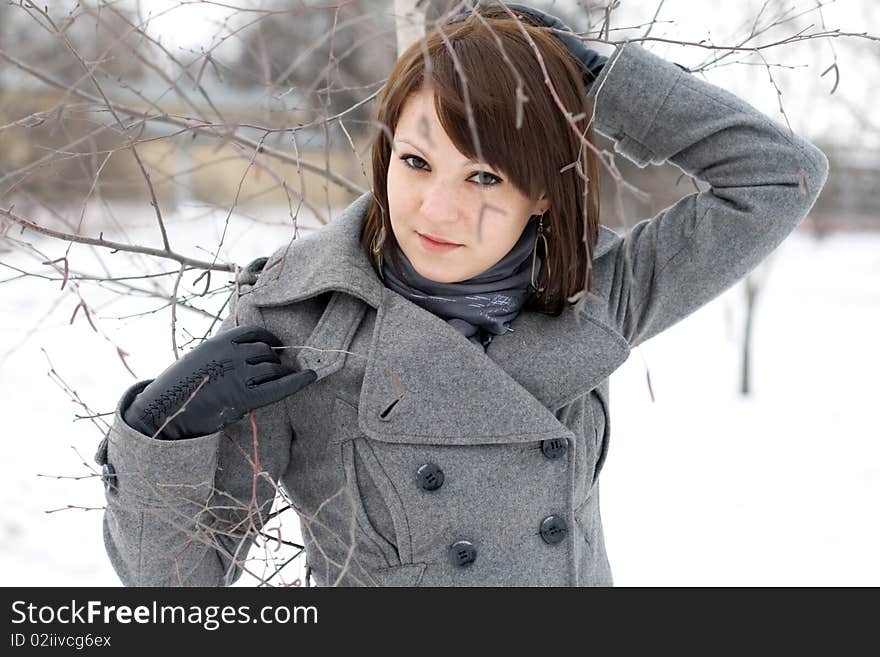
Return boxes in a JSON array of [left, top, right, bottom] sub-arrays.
[[96, 286, 295, 586], [587, 42, 829, 347]]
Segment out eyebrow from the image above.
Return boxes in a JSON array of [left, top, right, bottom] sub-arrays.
[[394, 137, 498, 170]]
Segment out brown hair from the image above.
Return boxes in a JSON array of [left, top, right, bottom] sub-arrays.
[[360, 4, 601, 315]]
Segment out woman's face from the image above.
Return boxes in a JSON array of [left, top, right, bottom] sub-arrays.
[[386, 87, 549, 283]]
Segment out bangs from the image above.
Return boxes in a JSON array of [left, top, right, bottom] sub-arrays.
[[389, 16, 582, 200]]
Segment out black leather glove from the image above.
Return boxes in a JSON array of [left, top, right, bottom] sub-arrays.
[[445, 3, 608, 91], [123, 325, 317, 440]]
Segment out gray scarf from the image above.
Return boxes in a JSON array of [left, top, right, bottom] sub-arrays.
[[381, 215, 544, 351]]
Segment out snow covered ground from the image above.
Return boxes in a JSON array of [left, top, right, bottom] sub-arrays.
[[1, 203, 877, 586]]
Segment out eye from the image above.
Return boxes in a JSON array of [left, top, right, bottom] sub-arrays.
[[401, 154, 429, 171], [399, 154, 502, 187], [471, 171, 502, 187]]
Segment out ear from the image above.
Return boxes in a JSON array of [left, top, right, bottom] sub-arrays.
[[532, 193, 549, 216]]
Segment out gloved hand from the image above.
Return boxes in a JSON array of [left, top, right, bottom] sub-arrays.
[[445, 3, 608, 91], [123, 325, 317, 440]]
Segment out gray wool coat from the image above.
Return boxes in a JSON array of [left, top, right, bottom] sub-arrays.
[[95, 42, 828, 587]]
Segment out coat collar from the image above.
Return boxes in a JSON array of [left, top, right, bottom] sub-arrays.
[[250, 192, 384, 310], [251, 192, 630, 443]]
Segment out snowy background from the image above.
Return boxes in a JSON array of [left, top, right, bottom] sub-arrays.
[[2, 0, 878, 586], [1, 202, 878, 587]]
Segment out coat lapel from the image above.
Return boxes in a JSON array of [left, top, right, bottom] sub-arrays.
[[250, 192, 631, 445], [358, 288, 572, 445], [488, 302, 630, 412]]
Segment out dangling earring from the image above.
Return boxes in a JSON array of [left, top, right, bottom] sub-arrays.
[[530, 213, 550, 293], [371, 224, 386, 278]]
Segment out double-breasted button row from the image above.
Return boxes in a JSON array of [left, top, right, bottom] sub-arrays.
[[538, 440, 568, 547], [423, 455, 566, 569], [419, 438, 565, 496], [446, 516, 568, 569]]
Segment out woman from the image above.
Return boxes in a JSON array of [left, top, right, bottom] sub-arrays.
[[96, 4, 828, 586]]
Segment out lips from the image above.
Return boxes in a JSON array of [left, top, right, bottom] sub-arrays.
[[418, 232, 463, 253], [418, 232, 462, 246]]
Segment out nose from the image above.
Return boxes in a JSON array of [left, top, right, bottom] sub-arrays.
[[419, 183, 490, 243], [422, 176, 470, 217]]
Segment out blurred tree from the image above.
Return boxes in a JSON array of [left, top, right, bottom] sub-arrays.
[[0, 0, 147, 86], [226, 1, 396, 137]]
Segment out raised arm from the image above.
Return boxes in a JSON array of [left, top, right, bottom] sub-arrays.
[[587, 42, 829, 347]]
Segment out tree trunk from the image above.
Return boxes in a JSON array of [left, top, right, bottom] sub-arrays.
[[740, 274, 758, 396], [394, 0, 427, 56]]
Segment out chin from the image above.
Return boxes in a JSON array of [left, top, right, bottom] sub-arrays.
[[404, 255, 461, 283], [412, 262, 461, 284]]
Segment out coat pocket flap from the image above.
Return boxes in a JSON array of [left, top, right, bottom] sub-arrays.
[[370, 563, 427, 587]]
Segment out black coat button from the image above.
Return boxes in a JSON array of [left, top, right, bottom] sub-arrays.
[[102, 463, 117, 495], [539, 515, 567, 545], [448, 540, 477, 568], [541, 437, 568, 459], [416, 463, 444, 491]]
